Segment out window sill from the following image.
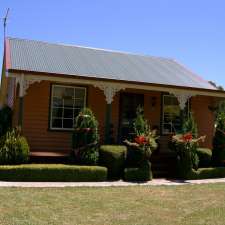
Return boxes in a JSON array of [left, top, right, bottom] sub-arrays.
[[48, 128, 74, 132]]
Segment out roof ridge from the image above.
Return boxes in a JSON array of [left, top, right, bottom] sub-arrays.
[[7, 37, 172, 61]]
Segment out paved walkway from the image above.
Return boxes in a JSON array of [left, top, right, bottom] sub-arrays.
[[0, 178, 225, 187]]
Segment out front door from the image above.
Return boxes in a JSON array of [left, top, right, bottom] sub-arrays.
[[118, 93, 144, 142]]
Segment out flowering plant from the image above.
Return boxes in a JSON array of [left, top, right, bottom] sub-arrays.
[[124, 127, 158, 163], [135, 135, 148, 145], [171, 132, 206, 176], [172, 133, 205, 144]]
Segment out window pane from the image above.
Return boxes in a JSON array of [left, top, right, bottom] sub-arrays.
[[163, 123, 172, 134], [74, 108, 81, 118], [64, 98, 73, 108], [163, 95, 185, 134], [52, 118, 62, 128], [63, 119, 73, 128], [75, 89, 85, 99], [53, 97, 63, 107], [51, 85, 86, 130], [64, 108, 73, 118], [75, 99, 85, 107], [64, 88, 74, 98], [53, 86, 64, 98], [164, 96, 171, 105], [52, 108, 63, 118]]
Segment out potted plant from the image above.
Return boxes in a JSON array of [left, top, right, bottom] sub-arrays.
[[171, 132, 205, 178]]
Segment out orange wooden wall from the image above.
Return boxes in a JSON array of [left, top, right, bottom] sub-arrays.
[[12, 80, 216, 152]]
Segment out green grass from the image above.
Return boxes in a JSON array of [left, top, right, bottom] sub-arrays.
[[0, 184, 225, 225]]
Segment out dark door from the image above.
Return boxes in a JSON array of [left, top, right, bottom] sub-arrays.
[[118, 93, 144, 142]]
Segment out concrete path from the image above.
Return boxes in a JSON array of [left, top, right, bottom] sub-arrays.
[[0, 178, 225, 187]]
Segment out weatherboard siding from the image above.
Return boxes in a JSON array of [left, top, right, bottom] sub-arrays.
[[191, 95, 215, 149], [23, 81, 70, 152], [12, 80, 215, 152]]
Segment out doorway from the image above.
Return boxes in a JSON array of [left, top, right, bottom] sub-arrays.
[[118, 93, 144, 142]]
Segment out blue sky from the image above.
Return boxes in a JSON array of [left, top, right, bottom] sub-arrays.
[[1, 0, 225, 87]]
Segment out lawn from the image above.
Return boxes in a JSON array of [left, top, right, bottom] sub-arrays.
[[0, 184, 225, 225]]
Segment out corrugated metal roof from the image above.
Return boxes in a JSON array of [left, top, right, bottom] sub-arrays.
[[7, 37, 215, 90]]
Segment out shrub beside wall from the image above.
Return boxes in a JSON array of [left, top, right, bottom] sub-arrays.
[[124, 160, 152, 182], [187, 167, 225, 180], [0, 106, 12, 137], [99, 145, 127, 180], [212, 112, 225, 166], [0, 164, 107, 182], [72, 108, 99, 165], [196, 148, 212, 168], [0, 128, 29, 165]]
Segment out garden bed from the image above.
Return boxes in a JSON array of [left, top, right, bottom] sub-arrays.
[[0, 164, 107, 182]]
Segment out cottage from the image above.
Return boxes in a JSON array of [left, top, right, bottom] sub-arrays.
[[1, 38, 225, 160]]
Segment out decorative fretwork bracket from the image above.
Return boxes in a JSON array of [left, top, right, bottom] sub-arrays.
[[16, 74, 42, 97], [170, 91, 195, 110], [94, 82, 126, 104]]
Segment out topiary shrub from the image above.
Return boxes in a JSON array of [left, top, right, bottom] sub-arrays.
[[0, 106, 12, 137], [212, 112, 225, 166], [171, 133, 205, 179], [0, 128, 29, 165], [123, 107, 158, 181], [125, 145, 145, 168], [196, 148, 212, 168], [186, 167, 225, 180], [182, 112, 198, 138], [124, 160, 152, 182], [72, 108, 99, 165], [99, 145, 127, 180]]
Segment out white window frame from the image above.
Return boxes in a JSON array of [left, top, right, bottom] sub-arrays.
[[162, 94, 189, 134], [50, 84, 86, 131]]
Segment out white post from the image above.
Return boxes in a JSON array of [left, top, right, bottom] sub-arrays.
[[94, 82, 125, 143]]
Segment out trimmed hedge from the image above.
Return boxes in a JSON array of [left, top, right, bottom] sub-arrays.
[[187, 167, 225, 180], [99, 145, 127, 179], [196, 148, 212, 168], [126, 145, 144, 168], [124, 161, 152, 182], [0, 164, 107, 182]]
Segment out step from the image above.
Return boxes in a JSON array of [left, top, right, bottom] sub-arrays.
[[30, 151, 70, 163]]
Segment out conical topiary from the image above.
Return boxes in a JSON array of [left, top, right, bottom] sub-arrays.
[[72, 108, 99, 165], [182, 112, 198, 138], [212, 112, 225, 166]]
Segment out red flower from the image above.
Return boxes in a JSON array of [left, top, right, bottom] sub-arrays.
[[83, 128, 91, 132], [182, 133, 193, 142], [135, 135, 148, 145]]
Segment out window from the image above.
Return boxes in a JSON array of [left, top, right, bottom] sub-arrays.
[[162, 94, 189, 134], [50, 85, 86, 130]]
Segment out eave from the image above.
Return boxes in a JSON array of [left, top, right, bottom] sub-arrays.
[[7, 69, 225, 99]]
